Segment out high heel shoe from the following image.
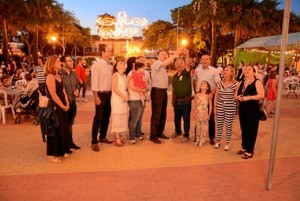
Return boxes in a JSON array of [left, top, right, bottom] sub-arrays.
[[48, 156, 62, 163], [242, 152, 253, 159], [224, 144, 230, 151], [236, 149, 247, 155], [115, 138, 124, 146], [214, 142, 221, 149], [130, 140, 137, 145]]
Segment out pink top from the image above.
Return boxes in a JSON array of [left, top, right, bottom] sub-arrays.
[[132, 71, 147, 89]]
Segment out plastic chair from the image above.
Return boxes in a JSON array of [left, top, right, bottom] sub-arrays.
[[0, 89, 16, 124], [15, 79, 27, 87]]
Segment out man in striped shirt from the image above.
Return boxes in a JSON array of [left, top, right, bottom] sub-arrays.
[[31, 57, 45, 86]]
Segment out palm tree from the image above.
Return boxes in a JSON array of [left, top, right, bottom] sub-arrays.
[[0, 0, 25, 65], [220, 0, 261, 48], [193, 0, 220, 66], [23, 0, 59, 64]]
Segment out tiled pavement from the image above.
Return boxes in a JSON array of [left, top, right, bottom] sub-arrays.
[[0, 90, 299, 201]]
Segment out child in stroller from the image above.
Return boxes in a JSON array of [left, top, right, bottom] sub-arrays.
[[14, 74, 39, 124]]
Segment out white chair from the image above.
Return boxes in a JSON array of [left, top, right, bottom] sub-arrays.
[[0, 89, 16, 124], [15, 79, 27, 87]]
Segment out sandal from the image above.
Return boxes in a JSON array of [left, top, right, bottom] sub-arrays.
[[138, 136, 144, 141], [115, 138, 124, 146], [242, 152, 253, 159], [236, 149, 247, 155], [130, 140, 137, 145]]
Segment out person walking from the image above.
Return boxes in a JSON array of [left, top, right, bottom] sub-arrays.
[[235, 65, 264, 159], [265, 71, 277, 117], [193, 53, 220, 145], [214, 64, 238, 151], [90, 45, 114, 152], [150, 48, 183, 144], [171, 50, 192, 143], [61, 55, 81, 150], [75, 57, 88, 102]]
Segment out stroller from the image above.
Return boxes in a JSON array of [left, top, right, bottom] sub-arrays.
[[14, 87, 40, 124]]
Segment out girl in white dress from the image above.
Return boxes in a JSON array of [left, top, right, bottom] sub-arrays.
[[111, 60, 129, 146]]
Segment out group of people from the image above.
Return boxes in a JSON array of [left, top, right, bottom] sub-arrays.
[[86, 44, 265, 161], [3, 45, 283, 163]]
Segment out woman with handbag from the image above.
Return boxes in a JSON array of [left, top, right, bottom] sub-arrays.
[[44, 56, 70, 163], [235, 65, 264, 159]]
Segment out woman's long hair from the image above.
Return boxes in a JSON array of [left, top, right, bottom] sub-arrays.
[[44, 56, 59, 76]]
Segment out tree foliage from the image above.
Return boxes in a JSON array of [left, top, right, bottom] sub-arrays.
[[142, 20, 177, 50], [0, 0, 92, 64]]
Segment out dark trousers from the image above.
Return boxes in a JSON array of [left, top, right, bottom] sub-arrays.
[[47, 107, 69, 156], [174, 100, 191, 138], [68, 101, 77, 146], [209, 95, 216, 141], [150, 88, 167, 139], [239, 103, 260, 154], [78, 82, 87, 98], [91, 92, 111, 144]]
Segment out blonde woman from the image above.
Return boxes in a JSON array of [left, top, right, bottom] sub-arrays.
[[214, 65, 238, 151], [44, 56, 70, 163], [110, 60, 129, 146]]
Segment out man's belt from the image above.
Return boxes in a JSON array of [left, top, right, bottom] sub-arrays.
[[98, 91, 111, 93], [174, 96, 193, 102]]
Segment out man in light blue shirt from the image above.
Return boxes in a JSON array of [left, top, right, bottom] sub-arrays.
[[150, 48, 183, 144]]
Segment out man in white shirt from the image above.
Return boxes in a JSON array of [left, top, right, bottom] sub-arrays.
[[90, 45, 114, 152], [193, 54, 220, 145]]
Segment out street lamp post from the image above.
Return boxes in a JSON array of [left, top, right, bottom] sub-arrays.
[[176, 8, 180, 49], [51, 36, 57, 55]]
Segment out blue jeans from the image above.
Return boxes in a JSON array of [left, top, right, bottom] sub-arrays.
[[174, 100, 191, 138], [128, 100, 144, 140]]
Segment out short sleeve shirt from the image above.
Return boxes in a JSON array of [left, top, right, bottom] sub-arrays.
[[151, 60, 168, 89], [193, 65, 220, 91]]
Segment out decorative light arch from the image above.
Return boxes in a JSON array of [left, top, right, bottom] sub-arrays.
[[96, 11, 148, 39]]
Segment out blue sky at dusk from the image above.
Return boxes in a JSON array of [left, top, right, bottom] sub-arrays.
[[57, 0, 300, 35]]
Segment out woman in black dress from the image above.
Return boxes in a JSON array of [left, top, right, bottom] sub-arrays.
[[235, 65, 264, 159], [44, 56, 70, 163]]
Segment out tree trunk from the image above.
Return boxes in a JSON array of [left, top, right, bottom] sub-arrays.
[[39, 44, 46, 56], [234, 27, 240, 48], [233, 27, 241, 60], [211, 19, 217, 67], [2, 18, 9, 66], [24, 40, 32, 62], [33, 26, 39, 65]]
